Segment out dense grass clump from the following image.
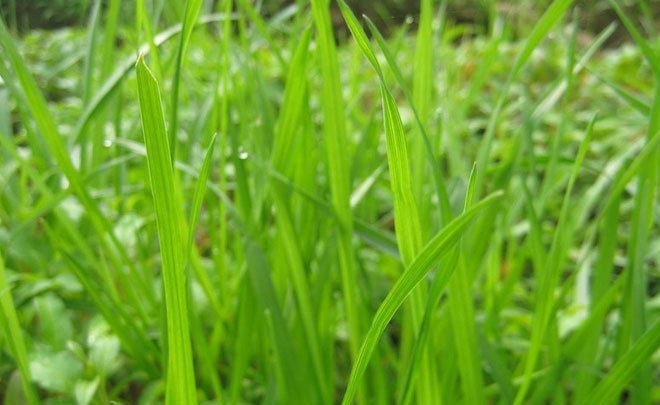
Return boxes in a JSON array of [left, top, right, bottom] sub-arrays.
[[0, 0, 658, 404]]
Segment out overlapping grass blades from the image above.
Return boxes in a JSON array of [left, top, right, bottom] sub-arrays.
[[340, 190, 503, 405]]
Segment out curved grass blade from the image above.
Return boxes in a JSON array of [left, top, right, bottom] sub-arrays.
[[136, 56, 197, 405], [340, 190, 504, 405], [400, 169, 484, 405]]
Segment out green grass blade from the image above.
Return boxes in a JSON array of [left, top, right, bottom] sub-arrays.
[[447, 164, 486, 403], [474, 0, 574, 197], [583, 320, 660, 405], [243, 239, 314, 403], [338, 0, 422, 265], [0, 15, 153, 318], [268, 27, 330, 403], [514, 114, 597, 404], [186, 132, 216, 265], [136, 56, 197, 405], [608, 0, 660, 77], [311, 1, 364, 394], [341, 190, 503, 405], [169, 0, 204, 160], [363, 14, 452, 226], [0, 251, 38, 405]]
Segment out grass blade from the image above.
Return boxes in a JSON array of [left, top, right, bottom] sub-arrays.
[[514, 114, 597, 404], [169, 0, 204, 160], [341, 190, 503, 405], [474, 0, 575, 197], [583, 320, 660, 405], [0, 251, 38, 405], [136, 56, 197, 405], [311, 2, 364, 397]]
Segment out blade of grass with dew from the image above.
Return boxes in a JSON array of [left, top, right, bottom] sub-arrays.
[[310, 2, 364, 399], [169, 0, 204, 160], [474, 0, 574, 198], [136, 56, 197, 405], [0, 250, 38, 405], [340, 190, 503, 405], [514, 114, 597, 405]]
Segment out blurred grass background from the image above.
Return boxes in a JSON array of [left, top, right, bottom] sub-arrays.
[[2, 0, 658, 42]]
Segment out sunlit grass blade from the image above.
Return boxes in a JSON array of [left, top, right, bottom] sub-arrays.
[[0, 251, 38, 405], [136, 56, 197, 405], [341, 190, 503, 405]]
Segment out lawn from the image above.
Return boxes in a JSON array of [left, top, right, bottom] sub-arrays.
[[0, 0, 658, 404]]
